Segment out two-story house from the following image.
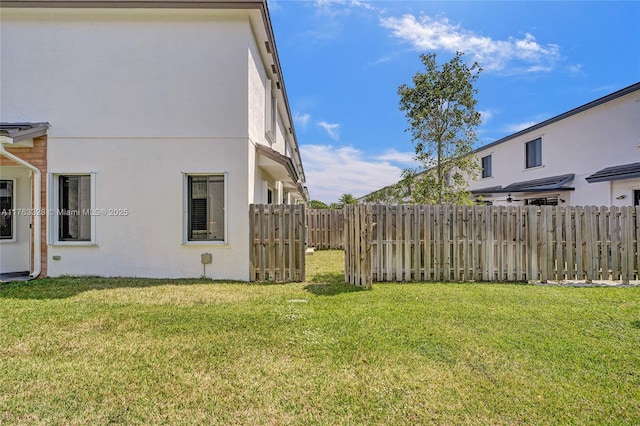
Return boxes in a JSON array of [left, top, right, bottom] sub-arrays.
[[0, 0, 307, 281], [470, 82, 640, 206]]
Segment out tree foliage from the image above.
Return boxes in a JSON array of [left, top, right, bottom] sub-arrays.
[[360, 185, 403, 205], [307, 199, 329, 209], [338, 193, 358, 207], [398, 52, 481, 204], [307, 195, 358, 210]]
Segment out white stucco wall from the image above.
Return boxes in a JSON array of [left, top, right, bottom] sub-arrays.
[[470, 89, 640, 206], [247, 34, 268, 147], [612, 179, 640, 207], [1, 8, 261, 279], [45, 138, 249, 279], [1, 8, 251, 138]]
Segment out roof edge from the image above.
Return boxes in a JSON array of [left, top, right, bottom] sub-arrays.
[[586, 173, 640, 183], [0, 0, 264, 8], [256, 144, 299, 184], [0, 122, 50, 142], [472, 187, 576, 195], [474, 81, 640, 154]]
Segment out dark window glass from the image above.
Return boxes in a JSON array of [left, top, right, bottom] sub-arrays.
[[481, 155, 492, 178], [188, 175, 225, 241], [59, 175, 91, 241], [526, 138, 542, 168]]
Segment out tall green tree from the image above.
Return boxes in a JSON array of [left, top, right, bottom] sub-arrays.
[[338, 193, 358, 207], [398, 52, 481, 204]]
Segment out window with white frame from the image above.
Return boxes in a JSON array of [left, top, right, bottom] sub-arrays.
[[0, 180, 15, 240], [56, 174, 93, 242], [481, 155, 492, 178], [525, 138, 542, 169], [186, 174, 226, 242]]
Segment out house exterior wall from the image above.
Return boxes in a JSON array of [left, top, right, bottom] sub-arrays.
[[0, 167, 32, 274], [46, 138, 249, 279], [247, 33, 268, 150], [0, 7, 279, 279], [246, 27, 303, 206], [1, 8, 251, 138], [469, 88, 640, 206], [0, 136, 48, 276]]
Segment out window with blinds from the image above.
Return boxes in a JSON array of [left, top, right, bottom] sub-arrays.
[[188, 175, 225, 241], [59, 175, 92, 241]]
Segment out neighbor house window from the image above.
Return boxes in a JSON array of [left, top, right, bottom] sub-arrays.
[[0, 180, 14, 240], [58, 175, 92, 241], [481, 155, 492, 178], [187, 174, 226, 242], [525, 138, 542, 168]]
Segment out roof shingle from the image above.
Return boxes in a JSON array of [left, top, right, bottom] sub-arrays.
[[585, 162, 640, 183]]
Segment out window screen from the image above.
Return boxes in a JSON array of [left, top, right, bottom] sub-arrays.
[[188, 175, 225, 241]]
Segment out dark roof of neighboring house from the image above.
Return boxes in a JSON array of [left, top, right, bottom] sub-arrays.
[[472, 173, 575, 195], [473, 81, 640, 154], [0, 122, 50, 142], [585, 162, 640, 183]]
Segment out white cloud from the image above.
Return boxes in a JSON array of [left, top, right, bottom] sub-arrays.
[[350, 0, 375, 11], [294, 112, 311, 127], [374, 149, 417, 166], [317, 121, 341, 140], [593, 85, 616, 93], [566, 64, 584, 75], [504, 121, 537, 133], [300, 144, 407, 202], [369, 55, 392, 66], [315, 0, 376, 15], [379, 14, 562, 72], [479, 109, 496, 125]]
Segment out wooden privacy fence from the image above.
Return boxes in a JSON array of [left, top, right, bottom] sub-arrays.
[[249, 204, 306, 282], [306, 209, 344, 249], [344, 205, 373, 288], [345, 204, 640, 285]]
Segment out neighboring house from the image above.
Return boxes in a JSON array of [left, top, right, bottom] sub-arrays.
[[360, 82, 640, 207], [470, 82, 640, 206], [0, 0, 308, 281]]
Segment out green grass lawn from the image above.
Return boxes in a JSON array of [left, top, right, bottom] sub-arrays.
[[1, 250, 639, 425]]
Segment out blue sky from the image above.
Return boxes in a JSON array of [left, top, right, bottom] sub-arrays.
[[269, 0, 640, 203]]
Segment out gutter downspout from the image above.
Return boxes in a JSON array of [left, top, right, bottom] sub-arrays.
[[0, 144, 42, 279]]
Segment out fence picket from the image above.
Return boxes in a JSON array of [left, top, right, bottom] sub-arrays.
[[337, 205, 638, 286], [249, 204, 305, 282]]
